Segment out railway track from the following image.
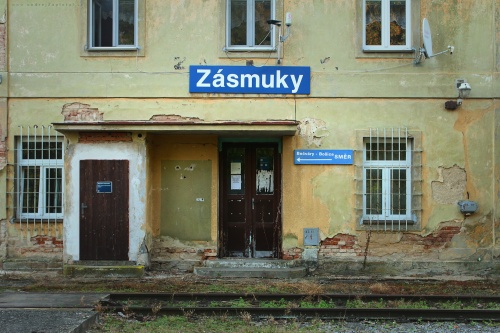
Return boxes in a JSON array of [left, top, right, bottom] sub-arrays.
[[98, 293, 500, 322]]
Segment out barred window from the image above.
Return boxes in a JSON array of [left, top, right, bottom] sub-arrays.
[[15, 129, 64, 220], [364, 137, 411, 219], [355, 128, 422, 231]]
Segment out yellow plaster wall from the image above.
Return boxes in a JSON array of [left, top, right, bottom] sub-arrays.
[[281, 98, 495, 249], [148, 134, 219, 243], [3, 0, 499, 263]]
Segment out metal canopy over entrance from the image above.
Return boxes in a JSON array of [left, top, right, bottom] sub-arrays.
[[53, 120, 298, 137]]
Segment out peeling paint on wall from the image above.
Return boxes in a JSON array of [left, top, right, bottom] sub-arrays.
[[0, 100, 6, 170], [257, 170, 274, 193], [298, 118, 329, 147], [0, 128, 5, 170], [150, 114, 203, 122], [431, 165, 467, 204], [174, 57, 186, 70]]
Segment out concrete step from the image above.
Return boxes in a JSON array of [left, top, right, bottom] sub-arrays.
[[193, 266, 307, 279], [2, 259, 62, 271], [63, 264, 144, 278], [71, 260, 136, 266], [201, 259, 303, 269], [194, 259, 307, 278]]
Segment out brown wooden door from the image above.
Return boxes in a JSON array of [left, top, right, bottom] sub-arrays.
[[219, 143, 282, 258], [80, 160, 129, 261]]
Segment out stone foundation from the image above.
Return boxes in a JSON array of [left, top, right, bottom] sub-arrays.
[[3, 223, 63, 270], [150, 237, 216, 272]]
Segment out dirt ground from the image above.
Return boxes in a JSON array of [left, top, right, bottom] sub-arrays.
[[1, 270, 499, 296]]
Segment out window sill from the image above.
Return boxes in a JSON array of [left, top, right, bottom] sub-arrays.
[[356, 50, 416, 60], [362, 219, 415, 225], [362, 47, 414, 53], [11, 218, 64, 224], [223, 46, 276, 52], [86, 46, 140, 52], [358, 219, 418, 231], [220, 47, 277, 60], [82, 46, 144, 57]]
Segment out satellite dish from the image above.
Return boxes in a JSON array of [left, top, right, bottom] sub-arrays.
[[422, 18, 433, 58], [415, 18, 453, 64]]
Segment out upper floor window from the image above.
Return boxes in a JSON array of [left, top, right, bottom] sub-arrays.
[[363, 0, 411, 52], [225, 0, 276, 52], [88, 0, 138, 51]]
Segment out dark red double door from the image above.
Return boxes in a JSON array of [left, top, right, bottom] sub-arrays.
[[219, 143, 282, 258], [80, 160, 129, 261]]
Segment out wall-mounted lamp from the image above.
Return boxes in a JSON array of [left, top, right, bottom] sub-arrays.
[[457, 82, 471, 102], [444, 79, 471, 110], [267, 12, 292, 65]]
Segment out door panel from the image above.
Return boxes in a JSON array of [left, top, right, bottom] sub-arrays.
[[220, 143, 281, 258], [80, 160, 129, 261]]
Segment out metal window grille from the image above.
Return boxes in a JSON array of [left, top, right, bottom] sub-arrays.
[[6, 126, 64, 240], [355, 128, 422, 231]]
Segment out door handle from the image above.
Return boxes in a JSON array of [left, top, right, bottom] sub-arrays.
[[252, 198, 254, 210], [81, 203, 88, 216]]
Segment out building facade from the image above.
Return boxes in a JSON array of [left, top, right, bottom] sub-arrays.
[[0, 0, 499, 277]]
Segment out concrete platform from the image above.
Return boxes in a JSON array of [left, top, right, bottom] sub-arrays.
[[0, 292, 108, 333], [194, 259, 308, 278], [63, 263, 145, 278]]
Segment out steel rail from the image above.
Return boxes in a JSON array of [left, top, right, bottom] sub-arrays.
[[99, 293, 500, 322], [100, 306, 500, 322], [106, 292, 500, 303]]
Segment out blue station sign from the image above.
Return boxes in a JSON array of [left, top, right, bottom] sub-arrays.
[[294, 149, 353, 165], [189, 65, 310, 94]]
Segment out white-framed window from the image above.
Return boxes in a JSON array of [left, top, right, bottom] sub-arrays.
[[363, 0, 412, 52], [354, 128, 423, 231], [225, 0, 276, 51], [363, 137, 412, 222], [16, 136, 64, 220], [88, 0, 138, 51]]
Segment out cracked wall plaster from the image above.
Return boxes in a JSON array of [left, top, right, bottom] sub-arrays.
[[431, 165, 467, 204], [298, 118, 329, 147]]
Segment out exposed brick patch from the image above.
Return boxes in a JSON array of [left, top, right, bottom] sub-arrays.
[[79, 132, 132, 143], [282, 247, 303, 260], [202, 248, 218, 260], [319, 234, 363, 258], [151, 245, 203, 261], [10, 235, 64, 256], [61, 102, 103, 122], [402, 225, 461, 250]]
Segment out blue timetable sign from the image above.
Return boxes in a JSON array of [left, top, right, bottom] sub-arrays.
[[294, 150, 353, 165], [189, 65, 310, 94], [96, 181, 112, 193]]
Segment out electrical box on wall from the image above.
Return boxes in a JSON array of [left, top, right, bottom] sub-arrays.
[[458, 200, 478, 215], [304, 228, 320, 246]]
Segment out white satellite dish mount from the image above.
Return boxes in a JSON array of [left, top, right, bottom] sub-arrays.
[[415, 18, 454, 64]]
